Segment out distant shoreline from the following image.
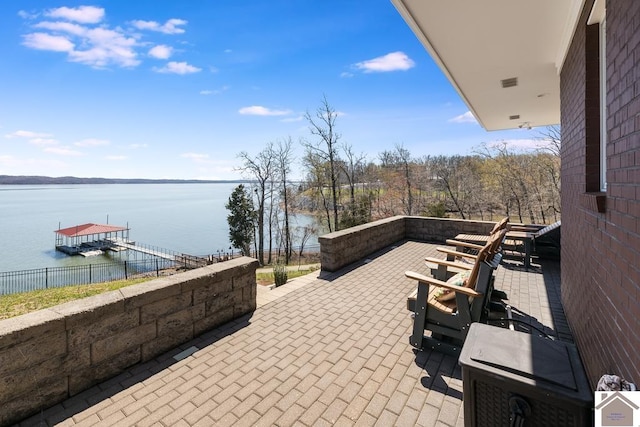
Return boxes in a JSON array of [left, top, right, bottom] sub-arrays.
[[0, 175, 253, 185]]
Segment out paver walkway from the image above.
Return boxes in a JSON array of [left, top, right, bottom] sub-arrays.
[[18, 240, 566, 426]]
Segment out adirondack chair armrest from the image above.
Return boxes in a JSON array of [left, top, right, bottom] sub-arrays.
[[436, 246, 478, 259], [510, 225, 540, 232], [405, 271, 482, 298], [425, 257, 473, 270], [445, 239, 484, 250]]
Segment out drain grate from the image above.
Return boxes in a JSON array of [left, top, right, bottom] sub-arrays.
[[173, 346, 199, 361]]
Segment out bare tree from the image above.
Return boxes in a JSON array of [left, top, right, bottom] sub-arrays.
[[429, 155, 480, 219], [237, 144, 277, 265], [395, 144, 414, 215], [274, 137, 294, 263], [378, 145, 417, 215], [295, 224, 317, 268], [537, 125, 561, 157], [303, 95, 341, 231], [475, 141, 560, 224], [339, 143, 368, 226], [303, 151, 333, 231]]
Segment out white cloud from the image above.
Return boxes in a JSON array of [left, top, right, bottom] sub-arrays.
[[128, 143, 148, 149], [491, 138, 547, 151], [148, 44, 173, 59], [238, 106, 291, 116], [23, 24, 139, 68], [131, 18, 187, 35], [340, 71, 354, 78], [44, 146, 84, 156], [19, 7, 190, 70], [22, 32, 74, 52], [5, 130, 53, 139], [18, 10, 38, 20], [449, 111, 478, 124], [200, 86, 229, 95], [29, 138, 58, 146], [34, 21, 87, 36], [354, 51, 415, 73], [68, 27, 139, 68], [153, 61, 201, 74], [46, 6, 105, 24], [106, 155, 127, 161], [74, 138, 110, 147]]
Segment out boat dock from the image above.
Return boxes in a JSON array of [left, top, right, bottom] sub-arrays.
[[54, 223, 208, 268]]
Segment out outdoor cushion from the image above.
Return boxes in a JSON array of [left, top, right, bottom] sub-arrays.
[[435, 270, 471, 302]]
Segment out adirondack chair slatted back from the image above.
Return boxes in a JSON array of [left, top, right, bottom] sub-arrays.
[[466, 260, 494, 322], [463, 229, 504, 290], [487, 228, 507, 259], [490, 216, 510, 235], [533, 220, 561, 238]]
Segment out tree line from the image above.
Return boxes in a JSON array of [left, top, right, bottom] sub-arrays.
[[227, 96, 561, 265]]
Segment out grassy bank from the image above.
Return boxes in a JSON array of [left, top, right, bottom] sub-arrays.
[[1, 265, 320, 320], [255, 266, 319, 285], [0, 278, 152, 320]]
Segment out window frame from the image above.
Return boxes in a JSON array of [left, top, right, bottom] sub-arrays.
[[599, 18, 607, 191]]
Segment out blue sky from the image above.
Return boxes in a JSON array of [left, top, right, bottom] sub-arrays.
[[0, 1, 543, 180]]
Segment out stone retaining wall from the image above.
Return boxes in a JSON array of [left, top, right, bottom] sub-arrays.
[[320, 216, 495, 272], [0, 257, 258, 426]]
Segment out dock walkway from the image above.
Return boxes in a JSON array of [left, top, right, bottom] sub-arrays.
[[105, 238, 175, 261]]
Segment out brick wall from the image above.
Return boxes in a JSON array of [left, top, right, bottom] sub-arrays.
[[0, 257, 258, 426], [561, 0, 640, 386]]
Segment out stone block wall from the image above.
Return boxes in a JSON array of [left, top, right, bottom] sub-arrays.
[[404, 216, 493, 242], [320, 216, 496, 272], [319, 216, 406, 272], [0, 257, 258, 426]]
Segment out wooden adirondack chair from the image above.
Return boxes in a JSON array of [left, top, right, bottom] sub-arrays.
[[454, 220, 560, 269], [428, 228, 506, 281], [405, 237, 498, 355], [442, 216, 510, 260]]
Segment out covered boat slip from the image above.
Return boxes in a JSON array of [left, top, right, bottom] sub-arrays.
[[54, 222, 207, 266], [54, 223, 131, 256]]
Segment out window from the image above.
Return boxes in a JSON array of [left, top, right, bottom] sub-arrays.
[[599, 18, 606, 191], [582, 0, 607, 212], [585, 0, 606, 194], [586, 0, 607, 192]]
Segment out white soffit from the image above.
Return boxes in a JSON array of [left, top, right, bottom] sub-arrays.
[[391, 0, 583, 131]]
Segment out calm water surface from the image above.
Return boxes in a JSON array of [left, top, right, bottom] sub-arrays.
[[0, 183, 315, 272]]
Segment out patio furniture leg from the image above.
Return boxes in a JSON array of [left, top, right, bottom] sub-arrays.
[[410, 280, 429, 349], [524, 238, 532, 269]]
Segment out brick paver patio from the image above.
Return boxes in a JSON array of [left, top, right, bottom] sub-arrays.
[[17, 240, 566, 426]]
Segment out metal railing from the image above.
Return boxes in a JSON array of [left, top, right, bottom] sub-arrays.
[[0, 258, 178, 296], [0, 244, 321, 296]]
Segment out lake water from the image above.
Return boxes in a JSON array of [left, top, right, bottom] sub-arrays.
[[0, 183, 317, 272]]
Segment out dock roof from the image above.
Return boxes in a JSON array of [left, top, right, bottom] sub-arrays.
[[55, 223, 128, 237]]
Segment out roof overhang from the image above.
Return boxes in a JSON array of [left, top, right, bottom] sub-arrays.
[[55, 223, 128, 237], [391, 0, 585, 131]]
